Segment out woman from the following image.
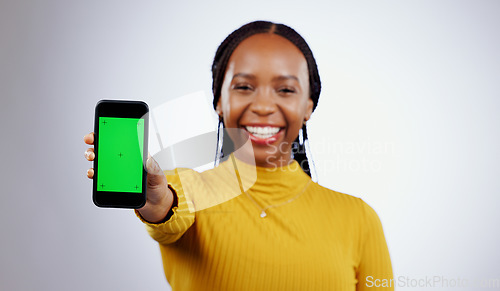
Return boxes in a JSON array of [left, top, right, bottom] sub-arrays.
[[84, 21, 393, 290]]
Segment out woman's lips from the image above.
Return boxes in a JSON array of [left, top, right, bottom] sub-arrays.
[[243, 125, 284, 145]]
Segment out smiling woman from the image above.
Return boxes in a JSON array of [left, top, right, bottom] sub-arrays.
[[84, 20, 394, 291]]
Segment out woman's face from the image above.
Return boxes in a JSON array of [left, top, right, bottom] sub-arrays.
[[217, 33, 313, 168]]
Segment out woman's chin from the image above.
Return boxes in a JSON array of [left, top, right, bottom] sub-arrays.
[[253, 150, 292, 168]]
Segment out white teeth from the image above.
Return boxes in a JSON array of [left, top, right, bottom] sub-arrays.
[[245, 126, 280, 138]]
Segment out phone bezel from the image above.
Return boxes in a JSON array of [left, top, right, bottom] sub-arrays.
[[93, 100, 149, 209]]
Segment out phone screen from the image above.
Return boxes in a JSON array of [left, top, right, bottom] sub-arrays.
[[96, 117, 145, 193]]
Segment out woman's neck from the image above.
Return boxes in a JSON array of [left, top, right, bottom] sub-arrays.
[[233, 150, 294, 169]]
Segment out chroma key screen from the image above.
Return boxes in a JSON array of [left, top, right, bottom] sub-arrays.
[[96, 117, 145, 193]]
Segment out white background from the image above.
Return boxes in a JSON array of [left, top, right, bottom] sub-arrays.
[[1, 0, 499, 290]]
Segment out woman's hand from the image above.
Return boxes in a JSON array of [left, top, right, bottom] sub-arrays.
[[84, 132, 174, 223]]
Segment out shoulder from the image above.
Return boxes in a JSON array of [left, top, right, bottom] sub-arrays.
[[308, 182, 365, 208], [308, 182, 381, 223]]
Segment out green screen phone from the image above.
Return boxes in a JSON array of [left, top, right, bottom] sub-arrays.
[[93, 100, 149, 208]]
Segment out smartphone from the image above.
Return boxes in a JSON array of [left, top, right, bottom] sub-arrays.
[[93, 100, 149, 208]]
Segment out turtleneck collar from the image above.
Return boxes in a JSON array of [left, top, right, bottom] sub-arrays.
[[220, 154, 312, 204]]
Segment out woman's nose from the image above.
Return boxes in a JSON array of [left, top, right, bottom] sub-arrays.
[[250, 89, 276, 116]]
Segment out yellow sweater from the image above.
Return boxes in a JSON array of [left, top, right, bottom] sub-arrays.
[[137, 156, 393, 290]]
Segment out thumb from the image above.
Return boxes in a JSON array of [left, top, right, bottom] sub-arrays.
[[146, 155, 166, 187]]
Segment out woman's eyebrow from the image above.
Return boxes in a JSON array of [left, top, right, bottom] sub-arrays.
[[233, 73, 256, 80], [232, 73, 299, 82], [272, 75, 299, 82]]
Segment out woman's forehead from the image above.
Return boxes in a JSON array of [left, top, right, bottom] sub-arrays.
[[226, 33, 308, 78]]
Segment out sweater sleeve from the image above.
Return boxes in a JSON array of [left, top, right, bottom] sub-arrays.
[[135, 168, 196, 245], [356, 200, 394, 290]]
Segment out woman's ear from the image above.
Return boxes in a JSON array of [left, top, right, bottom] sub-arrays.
[[216, 99, 222, 117], [305, 98, 314, 121]]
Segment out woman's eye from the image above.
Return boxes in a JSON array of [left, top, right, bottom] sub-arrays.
[[279, 87, 296, 94], [234, 84, 252, 91]]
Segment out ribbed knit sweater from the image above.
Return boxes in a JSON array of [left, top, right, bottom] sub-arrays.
[[137, 155, 393, 290]]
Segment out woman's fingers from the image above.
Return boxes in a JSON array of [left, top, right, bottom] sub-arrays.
[[84, 132, 95, 179], [84, 148, 95, 161], [84, 132, 94, 145], [87, 168, 94, 179]]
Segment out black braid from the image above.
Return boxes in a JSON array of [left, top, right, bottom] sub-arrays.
[[212, 21, 321, 177], [291, 124, 311, 176]]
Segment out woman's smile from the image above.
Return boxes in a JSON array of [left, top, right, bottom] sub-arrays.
[[242, 124, 284, 145]]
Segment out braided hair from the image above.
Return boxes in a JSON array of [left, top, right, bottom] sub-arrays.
[[211, 20, 321, 177]]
